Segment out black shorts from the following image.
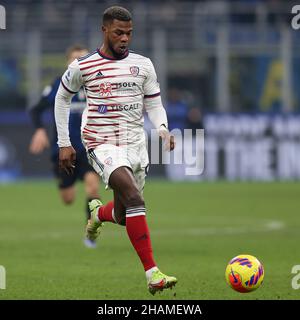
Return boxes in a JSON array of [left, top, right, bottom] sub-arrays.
[[52, 150, 96, 189]]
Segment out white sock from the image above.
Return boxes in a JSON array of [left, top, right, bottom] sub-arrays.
[[93, 207, 101, 223], [111, 208, 117, 223], [145, 266, 159, 281]]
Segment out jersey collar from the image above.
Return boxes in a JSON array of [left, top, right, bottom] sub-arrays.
[[97, 48, 129, 60]]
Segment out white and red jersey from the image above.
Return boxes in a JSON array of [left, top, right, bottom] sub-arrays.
[[59, 49, 166, 150]]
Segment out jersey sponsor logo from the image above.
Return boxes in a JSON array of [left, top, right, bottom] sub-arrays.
[[111, 82, 137, 89], [110, 103, 139, 111], [98, 105, 108, 114], [130, 66, 139, 77], [99, 82, 112, 96], [97, 103, 140, 113]]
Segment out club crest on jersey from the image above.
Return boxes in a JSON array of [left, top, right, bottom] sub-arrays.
[[99, 82, 112, 96], [98, 104, 108, 114], [104, 156, 113, 166], [130, 66, 139, 77]]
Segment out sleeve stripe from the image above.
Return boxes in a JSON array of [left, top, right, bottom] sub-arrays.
[[144, 92, 160, 99], [60, 80, 77, 94]]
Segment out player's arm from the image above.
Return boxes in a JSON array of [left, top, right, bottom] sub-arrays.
[[144, 59, 175, 151], [28, 85, 56, 154], [55, 60, 82, 174]]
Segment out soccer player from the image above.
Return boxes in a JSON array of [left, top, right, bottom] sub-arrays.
[[54, 6, 177, 294], [29, 45, 101, 248]]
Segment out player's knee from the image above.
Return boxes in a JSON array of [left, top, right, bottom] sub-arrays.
[[123, 190, 145, 208], [84, 173, 100, 198], [61, 193, 75, 205], [60, 187, 75, 204], [63, 198, 74, 205], [87, 188, 99, 199]]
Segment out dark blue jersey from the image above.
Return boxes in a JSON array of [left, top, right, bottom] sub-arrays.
[[29, 77, 86, 158]]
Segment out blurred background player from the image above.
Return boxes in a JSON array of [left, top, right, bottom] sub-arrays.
[[28, 45, 101, 248], [55, 6, 177, 295]]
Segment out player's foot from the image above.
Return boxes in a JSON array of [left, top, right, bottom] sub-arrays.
[[83, 237, 97, 249], [147, 270, 177, 295], [86, 199, 104, 241]]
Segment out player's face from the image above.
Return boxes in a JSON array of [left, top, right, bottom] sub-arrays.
[[103, 19, 133, 57], [67, 49, 88, 65]]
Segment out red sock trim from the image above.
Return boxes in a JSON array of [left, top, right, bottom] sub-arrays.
[[98, 201, 115, 223]]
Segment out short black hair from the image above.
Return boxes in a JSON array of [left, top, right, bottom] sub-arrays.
[[103, 6, 132, 25]]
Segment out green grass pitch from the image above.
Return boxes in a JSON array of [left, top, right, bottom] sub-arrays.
[[0, 180, 300, 300]]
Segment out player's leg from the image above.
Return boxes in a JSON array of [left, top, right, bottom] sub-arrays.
[[109, 166, 177, 294], [59, 186, 76, 204], [112, 191, 126, 225], [52, 155, 77, 204], [76, 152, 102, 248], [86, 164, 144, 233], [88, 189, 125, 226], [81, 171, 102, 248], [76, 151, 102, 221], [85, 145, 129, 228], [108, 166, 155, 270], [83, 171, 100, 199], [86, 145, 177, 293], [83, 171, 101, 221]]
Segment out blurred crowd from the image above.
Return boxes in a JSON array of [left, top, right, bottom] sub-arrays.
[[1, 0, 298, 114]]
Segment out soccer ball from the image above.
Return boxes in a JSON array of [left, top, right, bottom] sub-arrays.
[[225, 254, 264, 293]]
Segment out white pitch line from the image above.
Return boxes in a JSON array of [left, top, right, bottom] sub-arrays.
[[151, 220, 285, 236], [0, 220, 285, 240]]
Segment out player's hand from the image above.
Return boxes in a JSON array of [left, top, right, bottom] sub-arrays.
[[59, 146, 76, 175], [159, 127, 175, 152], [29, 128, 50, 154]]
